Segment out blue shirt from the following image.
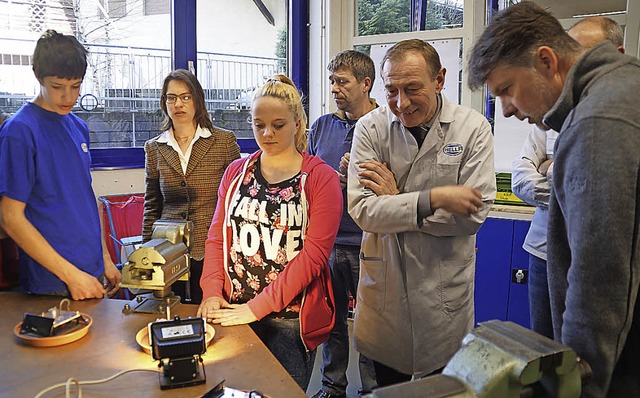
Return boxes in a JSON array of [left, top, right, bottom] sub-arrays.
[[0, 103, 104, 294], [308, 111, 364, 246]]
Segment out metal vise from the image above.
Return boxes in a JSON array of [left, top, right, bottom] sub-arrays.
[[367, 320, 591, 398], [120, 220, 193, 314], [121, 238, 188, 290]]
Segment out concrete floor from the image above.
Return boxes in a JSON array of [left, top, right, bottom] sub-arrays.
[[306, 320, 363, 398]]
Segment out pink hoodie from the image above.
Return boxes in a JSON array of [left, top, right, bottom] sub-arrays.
[[201, 150, 342, 350]]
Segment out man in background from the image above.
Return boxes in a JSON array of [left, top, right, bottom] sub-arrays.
[[348, 39, 496, 387], [308, 49, 377, 398], [512, 15, 625, 340], [469, 2, 640, 396]]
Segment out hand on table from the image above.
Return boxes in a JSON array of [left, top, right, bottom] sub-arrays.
[[198, 297, 258, 326]]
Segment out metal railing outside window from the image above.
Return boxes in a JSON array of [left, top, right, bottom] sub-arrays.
[[0, 41, 285, 148]]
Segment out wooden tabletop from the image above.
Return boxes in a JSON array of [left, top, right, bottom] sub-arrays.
[[1, 292, 305, 398]]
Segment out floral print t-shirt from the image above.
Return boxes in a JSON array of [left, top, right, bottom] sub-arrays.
[[227, 158, 305, 318]]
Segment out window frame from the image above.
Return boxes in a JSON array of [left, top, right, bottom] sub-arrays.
[[91, 0, 298, 169]]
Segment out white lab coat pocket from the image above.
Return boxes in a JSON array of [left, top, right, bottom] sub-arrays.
[[439, 254, 475, 315], [434, 149, 461, 186], [359, 252, 387, 312]]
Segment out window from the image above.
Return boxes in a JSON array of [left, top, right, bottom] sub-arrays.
[[356, 0, 463, 36], [1, 0, 290, 157], [0, 0, 172, 151], [357, 0, 411, 35], [347, 0, 466, 110], [144, 0, 170, 16], [196, 0, 288, 140]]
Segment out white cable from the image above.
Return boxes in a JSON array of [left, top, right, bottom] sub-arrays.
[[34, 368, 162, 398], [65, 378, 79, 398]]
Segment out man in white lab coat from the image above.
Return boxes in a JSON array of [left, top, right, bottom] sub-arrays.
[[347, 39, 496, 386]]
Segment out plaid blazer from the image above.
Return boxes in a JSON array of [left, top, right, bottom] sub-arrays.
[[143, 127, 240, 260]]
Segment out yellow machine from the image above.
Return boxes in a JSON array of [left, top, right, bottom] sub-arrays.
[[120, 220, 193, 314]]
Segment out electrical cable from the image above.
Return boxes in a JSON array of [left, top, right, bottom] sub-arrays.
[[34, 368, 162, 398]]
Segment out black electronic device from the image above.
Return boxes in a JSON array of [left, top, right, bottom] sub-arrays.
[[20, 299, 85, 337], [149, 316, 207, 390]]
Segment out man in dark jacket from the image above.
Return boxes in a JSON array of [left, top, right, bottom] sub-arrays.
[[468, 2, 640, 397]]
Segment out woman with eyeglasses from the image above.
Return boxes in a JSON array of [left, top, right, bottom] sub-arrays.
[[143, 69, 240, 304]]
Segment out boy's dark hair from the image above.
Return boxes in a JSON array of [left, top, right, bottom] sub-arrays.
[[467, 1, 581, 90], [327, 50, 376, 93], [32, 29, 88, 80], [160, 69, 214, 132]]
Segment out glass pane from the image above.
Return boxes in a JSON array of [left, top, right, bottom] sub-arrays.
[[424, 0, 463, 29], [0, 0, 172, 148], [356, 0, 463, 36], [196, 0, 288, 140], [357, 0, 411, 36]]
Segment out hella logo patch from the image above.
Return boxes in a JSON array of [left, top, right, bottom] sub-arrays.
[[443, 143, 463, 156]]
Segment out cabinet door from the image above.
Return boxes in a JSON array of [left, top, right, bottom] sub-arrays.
[[474, 218, 513, 324], [507, 220, 532, 328]]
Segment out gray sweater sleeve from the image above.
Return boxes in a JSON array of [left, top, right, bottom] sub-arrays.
[[548, 118, 640, 397]]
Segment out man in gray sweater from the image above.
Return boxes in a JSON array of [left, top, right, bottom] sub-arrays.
[[511, 15, 626, 341], [469, 2, 640, 397]]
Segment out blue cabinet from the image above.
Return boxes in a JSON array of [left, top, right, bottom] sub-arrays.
[[475, 217, 532, 328]]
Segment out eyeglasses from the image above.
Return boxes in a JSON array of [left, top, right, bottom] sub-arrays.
[[165, 93, 193, 104]]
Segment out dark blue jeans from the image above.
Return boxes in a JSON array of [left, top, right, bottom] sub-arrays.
[[320, 244, 377, 395], [528, 254, 554, 339], [250, 316, 316, 391]]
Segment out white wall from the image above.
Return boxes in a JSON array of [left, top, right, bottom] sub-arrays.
[[91, 168, 145, 199]]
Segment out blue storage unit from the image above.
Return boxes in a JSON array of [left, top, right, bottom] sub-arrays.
[[506, 220, 531, 327], [475, 218, 512, 323], [475, 217, 532, 328]]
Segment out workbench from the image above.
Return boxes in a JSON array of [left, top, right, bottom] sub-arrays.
[[0, 292, 305, 397]]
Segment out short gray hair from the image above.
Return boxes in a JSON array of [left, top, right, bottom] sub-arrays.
[[328, 50, 376, 91], [570, 16, 624, 47]]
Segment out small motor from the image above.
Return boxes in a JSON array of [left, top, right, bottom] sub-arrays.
[[19, 298, 87, 337]]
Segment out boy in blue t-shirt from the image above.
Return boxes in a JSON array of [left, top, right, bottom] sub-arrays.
[[0, 30, 121, 299]]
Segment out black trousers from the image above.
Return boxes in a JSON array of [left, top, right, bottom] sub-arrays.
[[373, 361, 412, 387], [171, 258, 203, 304], [373, 361, 444, 388]]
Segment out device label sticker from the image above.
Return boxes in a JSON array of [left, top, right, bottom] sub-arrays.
[[161, 325, 195, 338]]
